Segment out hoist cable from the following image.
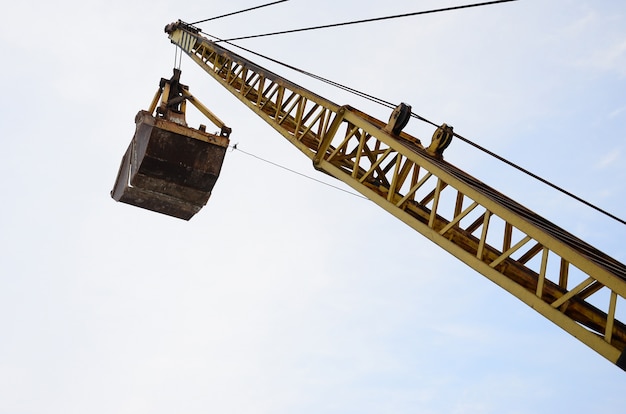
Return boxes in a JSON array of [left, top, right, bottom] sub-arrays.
[[437, 119, 626, 226], [190, 0, 289, 25], [217, 0, 518, 42], [173, 46, 183, 70], [410, 111, 626, 225], [230, 145, 368, 200], [202, 31, 397, 109], [197, 33, 625, 225]]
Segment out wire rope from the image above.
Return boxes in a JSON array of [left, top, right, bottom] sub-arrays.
[[174, 45, 183, 69], [230, 145, 368, 200], [217, 0, 518, 42], [190, 0, 289, 25], [410, 109, 626, 225], [442, 122, 626, 226], [202, 31, 396, 108]]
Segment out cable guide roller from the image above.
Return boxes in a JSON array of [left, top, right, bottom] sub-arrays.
[[111, 69, 231, 220]]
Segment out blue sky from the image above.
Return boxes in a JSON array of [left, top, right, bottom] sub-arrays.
[[1, 1, 625, 413]]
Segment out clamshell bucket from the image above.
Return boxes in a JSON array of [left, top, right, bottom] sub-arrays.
[[111, 70, 231, 220]]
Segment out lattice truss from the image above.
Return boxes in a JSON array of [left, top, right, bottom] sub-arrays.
[[168, 22, 626, 368]]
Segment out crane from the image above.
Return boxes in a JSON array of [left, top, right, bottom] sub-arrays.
[[112, 20, 626, 371]]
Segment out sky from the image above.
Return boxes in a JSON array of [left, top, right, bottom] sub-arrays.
[[1, 0, 626, 413]]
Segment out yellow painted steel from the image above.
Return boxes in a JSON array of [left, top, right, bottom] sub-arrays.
[[166, 21, 626, 370]]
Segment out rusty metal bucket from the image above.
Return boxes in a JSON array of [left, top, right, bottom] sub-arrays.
[[111, 110, 229, 220]]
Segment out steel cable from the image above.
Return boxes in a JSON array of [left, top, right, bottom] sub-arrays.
[[190, 0, 290, 25], [230, 145, 368, 199], [217, 0, 519, 42]]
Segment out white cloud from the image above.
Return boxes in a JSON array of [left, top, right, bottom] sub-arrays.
[[596, 148, 622, 169], [582, 39, 626, 76], [608, 106, 626, 118]]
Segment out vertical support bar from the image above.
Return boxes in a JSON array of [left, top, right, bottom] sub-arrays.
[[559, 259, 570, 289], [225, 59, 234, 83], [606, 290, 618, 343], [454, 191, 464, 217], [313, 108, 345, 167], [503, 222, 513, 252], [409, 164, 420, 202], [294, 97, 306, 140], [257, 77, 265, 106], [352, 131, 366, 179], [428, 178, 444, 228], [321, 108, 332, 140], [536, 247, 549, 298], [275, 86, 285, 118], [387, 155, 403, 201], [161, 82, 172, 107], [476, 210, 492, 260]]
